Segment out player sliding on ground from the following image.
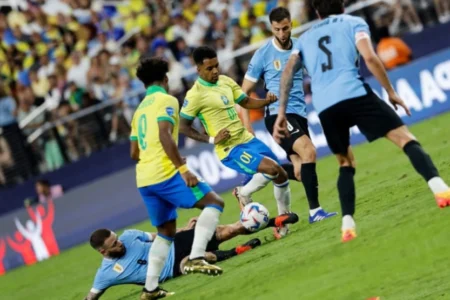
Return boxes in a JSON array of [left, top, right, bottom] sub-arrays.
[[83, 213, 299, 300], [130, 57, 225, 299], [273, 0, 450, 243], [179, 46, 293, 239], [240, 7, 337, 224]]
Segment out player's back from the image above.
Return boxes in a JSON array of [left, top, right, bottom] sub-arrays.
[[130, 86, 180, 187], [296, 14, 370, 113]]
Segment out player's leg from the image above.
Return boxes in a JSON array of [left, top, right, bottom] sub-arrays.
[[319, 103, 357, 242], [160, 174, 224, 276], [355, 94, 450, 207], [139, 186, 177, 299], [282, 160, 301, 181], [385, 126, 450, 207]]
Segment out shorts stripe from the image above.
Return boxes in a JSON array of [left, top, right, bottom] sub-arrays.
[[233, 159, 257, 174], [190, 186, 205, 201]]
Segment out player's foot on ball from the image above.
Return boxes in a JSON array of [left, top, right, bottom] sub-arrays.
[[233, 186, 253, 211], [183, 258, 223, 276], [309, 209, 338, 224], [236, 238, 261, 255], [341, 228, 357, 243], [435, 189, 450, 208], [140, 287, 174, 300]]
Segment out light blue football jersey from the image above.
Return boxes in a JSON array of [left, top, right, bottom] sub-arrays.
[[292, 14, 371, 114], [245, 38, 307, 118], [92, 230, 175, 292]]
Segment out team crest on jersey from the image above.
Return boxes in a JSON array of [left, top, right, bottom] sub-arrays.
[[273, 59, 282, 71], [166, 107, 174, 116], [183, 100, 188, 107], [221, 96, 229, 105], [113, 263, 124, 274]]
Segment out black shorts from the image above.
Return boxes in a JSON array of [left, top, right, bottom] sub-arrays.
[[265, 114, 310, 157], [172, 228, 220, 277], [318, 92, 404, 154]]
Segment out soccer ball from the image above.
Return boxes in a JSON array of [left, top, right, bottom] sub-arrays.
[[240, 202, 270, 232]]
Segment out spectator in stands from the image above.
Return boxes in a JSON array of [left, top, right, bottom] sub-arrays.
[[0, 134, 14, 187], [44, 74, 62, 113], [434, 0, 450, 23], [377, 26, 412, 70], [24, 179, 64, 207], [16, 87, 45, 136], [0, 83, 16, 128]]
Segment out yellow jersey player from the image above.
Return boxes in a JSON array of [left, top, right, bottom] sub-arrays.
[[130, 57, 225, 300], [179, 46, 292, 239]]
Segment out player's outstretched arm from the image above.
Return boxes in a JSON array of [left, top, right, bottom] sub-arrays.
[[237, 93, 277, 109], [278, 55, 300, 115], [240, 79, 258, 134], [84, 290, 104, 300], [357, 37, 411, 116]]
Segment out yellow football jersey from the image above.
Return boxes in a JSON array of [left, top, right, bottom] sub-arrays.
[[130, 86, 179, 187], [180, 75, 254, 160]]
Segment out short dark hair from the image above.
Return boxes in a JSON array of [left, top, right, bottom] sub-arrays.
[[90, 229, 111, 249], [36, 179, 50, 187], [136, 56, 169, 86], [312, 0, 344, 18], [269, 7, 291, 23], [192, 46, 217, 65]]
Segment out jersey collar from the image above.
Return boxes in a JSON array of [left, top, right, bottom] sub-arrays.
[[271, 38, 291, 53], [146, 85, 168, 95], [197, 77, 218, 87]]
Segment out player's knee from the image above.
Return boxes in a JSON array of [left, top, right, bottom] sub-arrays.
[[336, 154, 354, 168], [386, 126, 416, 149], [264, 163, 280, 177], [273, 165, 288, 183], [302, 146, 317, 162]]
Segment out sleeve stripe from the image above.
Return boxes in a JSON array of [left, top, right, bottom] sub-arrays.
[[291, 49, 300, 56], [157, 116, 175, 125], [130, 136, 138, 141], [90, 288, 102, 294], [355, 31, 370, 44], [235, 93, 247, 104], [180, 112, 195, 120], [244, 74, 258, 83]]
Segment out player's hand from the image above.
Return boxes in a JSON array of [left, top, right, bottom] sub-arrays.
[[273, 113, 289, 144], [389, 92, 411, 116], [265, 92, 278, 104], [214, 128, 231, 144], [181, 170, 199, 187]]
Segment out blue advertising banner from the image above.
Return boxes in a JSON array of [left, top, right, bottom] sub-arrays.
[[0, 49, 449, 276]]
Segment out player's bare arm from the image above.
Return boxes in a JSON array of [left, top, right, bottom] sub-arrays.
[[130, 141, 139, 161], [240, 78, 258, 134], [179, 117, 231, 144], [273, 55, 300, 143], [356, 36, 411, 116], [159, 120, 198, 187], [84, 290, 104, 300], [238, 93, 277, 109]]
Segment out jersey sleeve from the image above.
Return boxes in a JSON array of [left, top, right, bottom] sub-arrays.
[[245, 51, 264, 83], [156, 96, 179, 126], [291, 37, 303, 57], [351, 17, 371, 44], [223, 76, 247, 104], [120, 229, 151, 243], [180, 90, 200, 120], [129, 114, 137, 141], [92, 270, 111, 292]]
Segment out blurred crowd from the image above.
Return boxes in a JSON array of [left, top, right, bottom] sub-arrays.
[[0, 0, 449, 188]]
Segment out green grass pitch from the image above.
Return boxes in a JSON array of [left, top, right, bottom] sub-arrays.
[[1, 112, 450, 300]]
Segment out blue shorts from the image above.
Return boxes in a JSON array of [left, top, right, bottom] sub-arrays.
[[138, 173, 212, 227], [221, 138, 280, 176]]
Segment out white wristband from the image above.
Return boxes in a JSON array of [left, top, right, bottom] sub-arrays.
[[209, 137, 215, 144]]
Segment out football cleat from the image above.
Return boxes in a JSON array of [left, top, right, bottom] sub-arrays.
[[309, 209, 338, 224], [140, 287, 174, 300], [235, 238, 262, 255], [435, 189, 450, 208], [341, 228, 357, 243], [233, 186, 253, 211], [183, 258, 223, 276]]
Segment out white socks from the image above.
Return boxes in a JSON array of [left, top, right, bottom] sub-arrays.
[[240, 173, 272, 197], [428, 177, 449, 194], [309, 207, 322, 217], [274, 181, 291, 214], [189, 206, 222, 260], [342, 215, 355, 231], [145, 234, 172, 291]]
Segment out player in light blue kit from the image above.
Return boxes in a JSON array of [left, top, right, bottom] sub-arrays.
[[274, 0, 450, 243], [239, 7, 337, 224]]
